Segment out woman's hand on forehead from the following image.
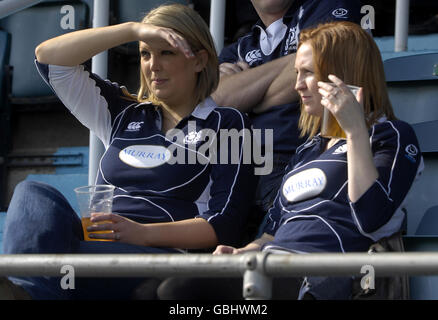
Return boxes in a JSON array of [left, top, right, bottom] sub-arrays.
[[137, 23, 195, 59]]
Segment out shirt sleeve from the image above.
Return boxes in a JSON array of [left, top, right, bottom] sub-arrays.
[[218, 41, 240, 65], [35, 60, 127, 148], [196, 108, 257, 246], [261, 192, 282, 236], [349, 121, 422, 235]]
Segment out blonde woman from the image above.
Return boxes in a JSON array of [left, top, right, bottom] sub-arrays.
[[1, 4, 255, 299]]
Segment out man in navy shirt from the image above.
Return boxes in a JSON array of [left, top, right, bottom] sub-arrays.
[[213, 0, 362, 233]]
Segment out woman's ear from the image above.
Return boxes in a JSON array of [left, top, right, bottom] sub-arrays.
[[194, 49, 208, 72]]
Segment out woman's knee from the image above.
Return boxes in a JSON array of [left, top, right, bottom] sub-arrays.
[[13, 180, 66, 202], [8, 181, 73, 218], [4, 180, 80, 254]]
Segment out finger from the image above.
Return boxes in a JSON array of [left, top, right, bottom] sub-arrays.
[[328, 74, 349, 93], [318, 88, 335, 103], [213, 245, 234, 255], [320, 94, 332, 109], [213, 245, 226, 255], [88, 232, 115, 240], [219, 69, 234, 77], [236, 61, 250, 70], [160, 28, 194, 58], [219, 67, 240, 76], [91, 212, 122, 223], [357, 87, 364, 106], [317, 81, 336, 92], [87, 222, 114, 232], [90, 212, 114, 222], [220, 63, 243, 74], [170, 33, 194, 58], [165, 32, 179, 48]]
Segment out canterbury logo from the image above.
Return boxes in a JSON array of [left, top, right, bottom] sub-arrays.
[[245, 49, 262, 65], [126, 121, 144, 132]]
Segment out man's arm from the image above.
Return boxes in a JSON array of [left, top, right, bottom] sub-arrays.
[[212, 54, 299, 113], [253, 52, 299, 113]]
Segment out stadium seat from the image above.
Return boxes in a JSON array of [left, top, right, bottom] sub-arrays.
[[0, 211, 6, 254], [0, 29, 11, 150], [384, 53, 438, 234], [403, 120, 438, 235], [0, 1, 90, 100], [115, 0, 191, 23], [384, 53, 438, 125], [403, 120, 438, 299], [0, 30, 11, 210], [385, 54, 438, 299], [0, 1, 92, 211], [415, 206, 438, 235], [376, 34, 438, 61], [0, 30, 10, 107], [111, 0, 192, 58]]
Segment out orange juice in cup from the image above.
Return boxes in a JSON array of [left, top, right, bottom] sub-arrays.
[[74, 185, 115, 242], [81, 216, 114, 242]]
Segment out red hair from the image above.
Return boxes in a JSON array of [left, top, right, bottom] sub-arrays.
[[298, 21, 395, 138]]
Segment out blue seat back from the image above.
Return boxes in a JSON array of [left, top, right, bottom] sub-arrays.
[[405, 121, 438, 235], [0, 30, 10, 103], [0, 30, 11, 157], [384, 53, 438, 124], [384, 53, 438, 235], [0, 2, 89, 98], [115, 0, 191, 23], [415, 206, 438, 235]]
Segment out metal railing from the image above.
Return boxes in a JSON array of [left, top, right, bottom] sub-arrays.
[[1, 252, 437, 299]]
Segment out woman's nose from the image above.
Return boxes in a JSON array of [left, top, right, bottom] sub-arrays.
[[149, 54, 161, 71], [295, 74, 305, 91]]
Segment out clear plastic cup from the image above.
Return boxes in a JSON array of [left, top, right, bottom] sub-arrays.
[[74, 185, 115, 241]]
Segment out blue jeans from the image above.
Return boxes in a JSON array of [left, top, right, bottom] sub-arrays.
[[2, 181, 180, 300]]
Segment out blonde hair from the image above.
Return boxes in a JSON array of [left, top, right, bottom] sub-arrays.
[[297, 21, 396, 138], [136, 4, 219, 106]]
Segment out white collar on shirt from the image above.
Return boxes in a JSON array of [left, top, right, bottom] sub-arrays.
[[191, 96, 217, 120], [256, 17, 288, 56]]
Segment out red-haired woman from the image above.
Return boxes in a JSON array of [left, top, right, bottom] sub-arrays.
[[159, 21, 423, 300]]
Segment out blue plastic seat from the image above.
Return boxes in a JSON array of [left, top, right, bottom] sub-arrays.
[[403, 121, 438, 235], [0, 30, 11, 210], [0, 30, 10, 105], [0, 211, 6, 254], [0, 1, 90, 99], [385, 54, 438, 299], [415, 206, 438, 235], [0, 28, 11, 135], [384, 53, 438, 125], [384, 54, 438, 235], [115, 0, 191, 23], [399, 120, 438, 299]]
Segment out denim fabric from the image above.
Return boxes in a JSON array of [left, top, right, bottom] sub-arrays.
[[2, 181, 179, 300]]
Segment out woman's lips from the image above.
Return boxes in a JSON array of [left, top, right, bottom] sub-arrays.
[[153, 79, 168, 85]]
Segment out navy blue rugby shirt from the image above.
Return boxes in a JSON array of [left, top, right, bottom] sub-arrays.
[[35, 62, 256, 247], [219, 0, 362, 156], [261, 120, 423, 254]]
